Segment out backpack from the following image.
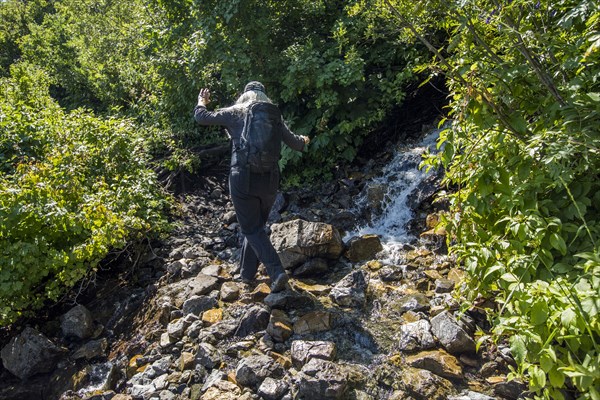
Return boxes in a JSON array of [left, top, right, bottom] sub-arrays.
[[236, 101, 283, 173]]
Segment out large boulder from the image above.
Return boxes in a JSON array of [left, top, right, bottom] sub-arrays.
[[270, 220, 343, 270], [1, 327, 66, 380], [60, 304, 95, 339], [329, 269, 369, 308], [344, 234, 384, 262], [430, 311, 476, 355]]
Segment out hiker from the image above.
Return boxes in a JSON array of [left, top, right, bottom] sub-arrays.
[[194, 81, 310, 293]]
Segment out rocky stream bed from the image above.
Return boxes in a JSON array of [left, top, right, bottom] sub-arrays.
[[1, 107, 528, 400]]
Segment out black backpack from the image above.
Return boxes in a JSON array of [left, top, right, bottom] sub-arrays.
[[237, 101, 283, 173]]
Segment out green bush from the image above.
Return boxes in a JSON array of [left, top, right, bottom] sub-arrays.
[[0, 63, 170, 326]]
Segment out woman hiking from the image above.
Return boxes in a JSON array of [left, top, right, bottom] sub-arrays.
[[194, 81, 309, 293]]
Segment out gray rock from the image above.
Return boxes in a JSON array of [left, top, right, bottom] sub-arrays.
[[72, 338, 108, 360], [61, 304, 95, 339], [271, 219, 343, 270], [264, 290, 313, 310], [219, 282, 240, 302], [435, 279, 455, 293], [430, 311, 476, 355], [235, 354, 284, 389], [295, 358, 348, 400], [196, 343, 222, 369], [200, 319, 238, 342], [188, 274, 220, 296], [292, 258, 329, 277], [448, 390, 496, 400], [1, 327, 66, 380], [329, 269, 369, 308], [493, 379, 527, 400], [397, 319, 436, 352], [202, 369, 227, 392], [201, 264, 221, 277], [344, 234, 383, 262], [166, 318, 187, 340], [130, 384, 155, 398], [291, 340, 337, 369], [182, 295, 217, 316], [379, 266, 404, 281], [395, 293, 430, 313], [235, 305, 270, 337], [258, 377, 288, 400]]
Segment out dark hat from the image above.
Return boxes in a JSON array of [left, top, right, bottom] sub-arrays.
[[243, 81, 265, 93]]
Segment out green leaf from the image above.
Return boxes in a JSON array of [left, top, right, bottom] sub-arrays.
[[549, 233, 567, 256], [510, 335, 528, 364], [531, 301, 549, 326], [561, 308, 576, 327]]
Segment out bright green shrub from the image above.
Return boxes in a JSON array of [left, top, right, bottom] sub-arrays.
[[396, 0, 600, 397], [0, 63, 170, 326]]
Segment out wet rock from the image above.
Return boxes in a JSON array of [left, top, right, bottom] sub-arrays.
[[397, 319, 436, 352], [188, 274, 220, 296], [195, 343, 222, 369], [72, 338, 108, 360], [379, 265, 404, 282], [219, 282, 240, 302], [61, 305, 95, 339], [182, 295, 218, 316], [406, 349, 463, 379], [258, 376, 288, 400], [404, 367, 456, 400], [364, 183, 386, 215], [430, 311, 476, 355], [344, 234, 384, 262], [293, 311, 333, 335], [295, 358, 348, 400], [293, 258, 329, 277], [329, 269, 369, 308], [264, 290, 313, 310], [1, 327, 66, 380], [235, 354, 284, 390], [394, 293, 430, 314], [235, 305, 270, 337], [448, 390, 496, 400], [267, 309, 293, 343], [271, 219, 344, 269], [291, 340, 337, 369]]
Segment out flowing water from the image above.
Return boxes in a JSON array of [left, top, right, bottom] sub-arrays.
[[346, 129, 442, 263]]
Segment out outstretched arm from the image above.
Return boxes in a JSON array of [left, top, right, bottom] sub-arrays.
[[281, 121, 310, 152]]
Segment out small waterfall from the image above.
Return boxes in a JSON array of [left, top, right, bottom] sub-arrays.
[[346, 129, 442, 262]]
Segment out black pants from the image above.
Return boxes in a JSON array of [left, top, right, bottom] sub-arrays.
[[229, 167, 284, 281]]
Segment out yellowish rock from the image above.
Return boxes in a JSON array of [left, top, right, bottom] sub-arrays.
[[202, 308, 223, 325]]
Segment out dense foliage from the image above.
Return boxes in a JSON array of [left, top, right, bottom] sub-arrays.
[[2, 0, 599, 398], [389, 0, 599, 398], [0, 63, 170, 325]]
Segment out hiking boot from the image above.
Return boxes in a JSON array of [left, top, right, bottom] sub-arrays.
[[270, 273, 289, 293], [233, 274, 254, 284]]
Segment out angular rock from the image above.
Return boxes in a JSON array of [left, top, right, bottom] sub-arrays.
[[291, 340, 337, 369], [1, 327, 66, 380], [379, 266, 404, 282], [195, 343, 222, 369], [201, 264, 221, 278], [182, 295, 218, 316], [435, 279, 455, 293], [293, 311, 333, 335], [295, 358, 348, 400], [267, 309, 293, 343], [293, 258, 329, 277], [397, 319, 436, 352], [61, 304, 95, 339], [166, 318, 187, 340], [344, 234, 383, 262], [448, 390, 496, 400], [430, 311, 476, 355], [264, 290, 313, 310], [258, 377, 288, 400], [493, 379, 527, 400], [235, 354, 284, 390], [394, 293, 430, 314], [72, 338, 108, 360], [188, 274, 219, 296], [406, 349, 463, 379], [220, 282, 240, 302], [271, 220, 343, 269], [235, 305, 270, 337], [329, 269, 369, 308], [202, 308, 223, 325], [403, 367, 456, 400]]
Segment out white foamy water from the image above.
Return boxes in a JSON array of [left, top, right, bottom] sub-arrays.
[[346, 129, 442, 262]]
